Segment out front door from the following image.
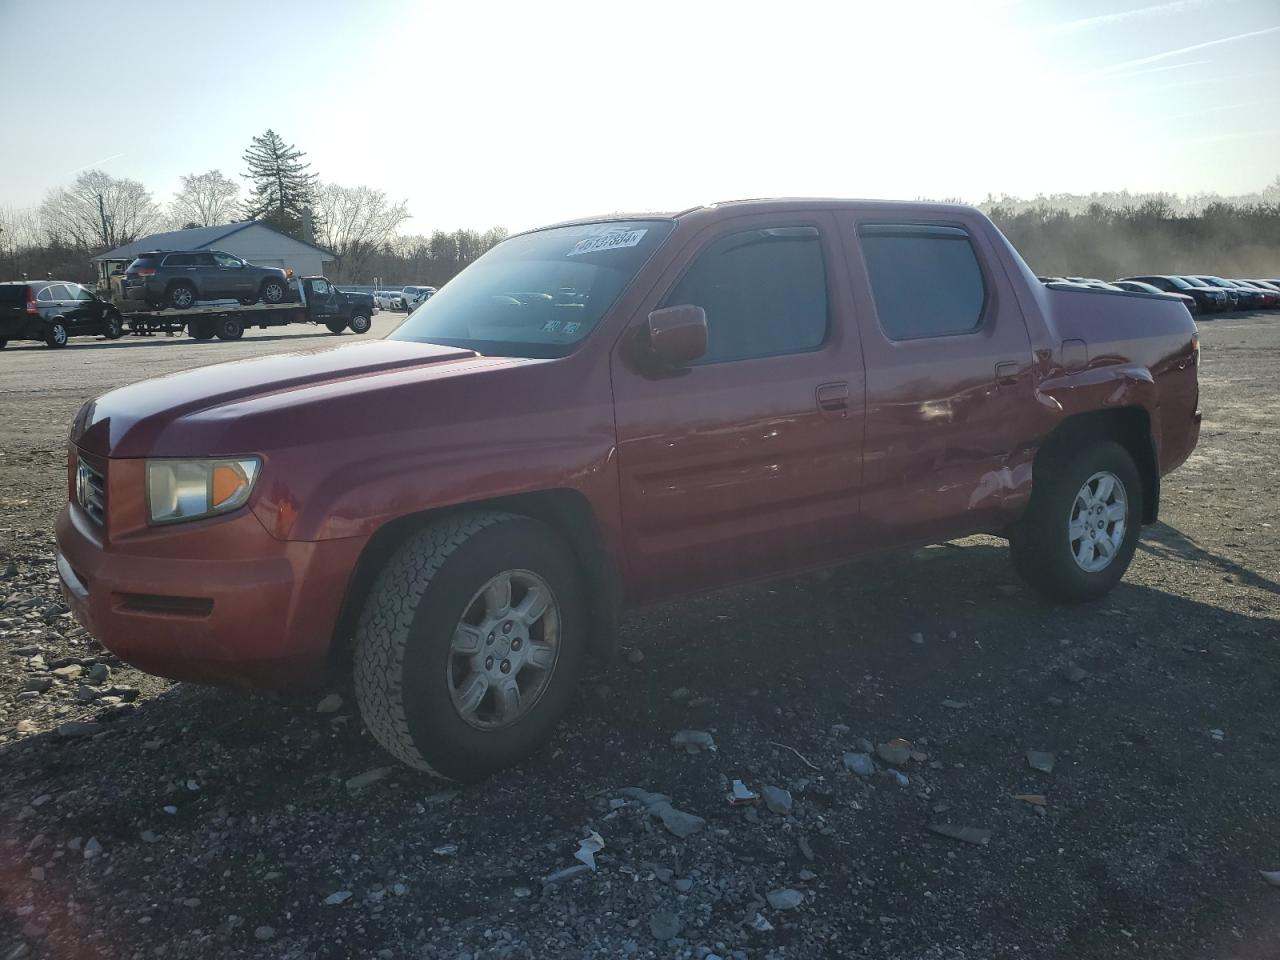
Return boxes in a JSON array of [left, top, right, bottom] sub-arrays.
[[834, 212, 1037, 544], [305, 278, 340, 320], [212, 251, 253, 297], [610, 212, 865, 602]]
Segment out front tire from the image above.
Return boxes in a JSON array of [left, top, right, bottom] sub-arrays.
[[348, 312, 372, 335], [188, 319, 215, 341], [45, 320, 69, 348], [1009, 440, 1142, 602], [354, 513, 586, 781], [261, 279, 286, 304]]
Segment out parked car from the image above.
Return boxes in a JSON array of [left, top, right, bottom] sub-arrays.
[[374, 290, 405, 311], [1232, 280, 1280, 308], [0, 280, 125, 348], [1118, 275, 1227, 312], [56, 199, 1201, 780], [122, 250, 290, 310], [1069, 278, 1127, 291], [1184, 276, 1259, 311], [401, 285, 437, 311], [1110, 279, 1198, 314]]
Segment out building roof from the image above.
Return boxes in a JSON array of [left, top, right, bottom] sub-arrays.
[[94, 221, 334, 261]]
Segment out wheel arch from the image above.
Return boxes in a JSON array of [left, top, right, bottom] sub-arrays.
[[1033, 407, 1159, 523], [328, 488, 620, 669]]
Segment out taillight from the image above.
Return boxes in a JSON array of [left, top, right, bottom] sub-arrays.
[[1191, 334, 1200, 367], [135, 267, 157, 277], [25, 287, 38, 315]]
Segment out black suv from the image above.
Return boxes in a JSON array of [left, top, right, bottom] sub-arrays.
[[0, 281, 125, 348], [122, 249, 290, 310]]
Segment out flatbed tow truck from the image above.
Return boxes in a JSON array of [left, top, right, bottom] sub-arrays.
[[113, 276, 375, 341]]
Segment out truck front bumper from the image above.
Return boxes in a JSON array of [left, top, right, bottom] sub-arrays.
[[55, 501, 366, 688]]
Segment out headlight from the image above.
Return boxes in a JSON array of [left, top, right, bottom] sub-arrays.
[[146, 458, 261, 525]]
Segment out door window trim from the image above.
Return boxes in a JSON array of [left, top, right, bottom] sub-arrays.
[[854, 220, 992, 343], [659, 222, 833, 366]]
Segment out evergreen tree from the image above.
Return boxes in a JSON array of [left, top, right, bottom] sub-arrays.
[[241, 130, 319, 239]]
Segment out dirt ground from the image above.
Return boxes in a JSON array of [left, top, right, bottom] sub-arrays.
[[1, 310, 1278, 960]]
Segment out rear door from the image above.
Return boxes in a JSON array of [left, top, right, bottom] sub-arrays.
[[189, 252, 222, 299], [610, 212, 866, 601], [45, 284, 81, 328], [834, 212, 1036, 544]]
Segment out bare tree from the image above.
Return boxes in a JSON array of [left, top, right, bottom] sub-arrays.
[[314, 183, 410, 281], [167, 170, 241, 229], [38, 170, 161, 251]]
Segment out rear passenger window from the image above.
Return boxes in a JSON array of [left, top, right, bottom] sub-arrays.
[[858, 223, 986, 340], [165, 253, 194, 267], [665, 226, 827, 364]]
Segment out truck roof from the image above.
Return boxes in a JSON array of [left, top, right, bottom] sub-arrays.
[[528, 197, 984, 234]]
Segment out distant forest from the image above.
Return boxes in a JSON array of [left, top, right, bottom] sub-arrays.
[[980, 176, 1280, 279]]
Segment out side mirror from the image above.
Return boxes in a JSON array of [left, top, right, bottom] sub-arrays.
[[641, 304, 707, 372]]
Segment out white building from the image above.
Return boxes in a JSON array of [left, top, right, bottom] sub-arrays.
[[94, 221, 335, 284]]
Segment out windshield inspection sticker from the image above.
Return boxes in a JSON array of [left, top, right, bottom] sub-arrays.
[[567, 228, 647, 257]]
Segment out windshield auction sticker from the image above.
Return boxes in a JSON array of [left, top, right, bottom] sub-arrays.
[[567, 229, 647, 257]]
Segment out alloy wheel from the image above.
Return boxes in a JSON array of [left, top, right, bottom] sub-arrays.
[[446, 569, 560, 730], [1068, 471, 1128, 573]]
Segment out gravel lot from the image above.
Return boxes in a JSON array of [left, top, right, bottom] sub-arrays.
[[1, 310, 1278, 960]]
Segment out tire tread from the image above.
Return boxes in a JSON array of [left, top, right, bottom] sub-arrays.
[[353, 512, 517, 776]]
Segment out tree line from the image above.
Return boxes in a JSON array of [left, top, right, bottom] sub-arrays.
[[980, 176, 1280, 279], [0, 129, 506, 288]]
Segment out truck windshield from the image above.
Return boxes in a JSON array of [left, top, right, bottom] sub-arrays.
[[390, 220, 673, 358]]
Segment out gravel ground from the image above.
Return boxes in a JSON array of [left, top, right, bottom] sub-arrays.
[[1, 311, 1278, 960]]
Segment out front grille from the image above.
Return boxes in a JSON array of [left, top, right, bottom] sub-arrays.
[[76, 456, 106, 526]]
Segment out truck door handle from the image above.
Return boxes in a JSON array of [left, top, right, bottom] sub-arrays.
[[994, 361, 1019, 388], [816, 381, 850, 411]]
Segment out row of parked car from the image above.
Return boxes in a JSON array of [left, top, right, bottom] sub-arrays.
[[1038, 274, 1280, 315], [373, 285, 436, 312]]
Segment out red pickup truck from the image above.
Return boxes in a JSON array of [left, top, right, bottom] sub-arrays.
[[56, 200, 1201, 780]]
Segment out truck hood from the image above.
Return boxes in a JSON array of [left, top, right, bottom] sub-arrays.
[[72, 339, 537, 457]]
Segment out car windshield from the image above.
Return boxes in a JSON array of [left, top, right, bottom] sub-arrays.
[[391, 220, 674, 358], [1165, 276, 1193, 289]]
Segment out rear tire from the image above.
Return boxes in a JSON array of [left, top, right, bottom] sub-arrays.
[[354, 513, 586, 781], [1009, 440, 1142, 603], [348, 312, 372, 335], [168, 282, 196, 310], [214, 316, 244, 341], [44, 320, 69, 348], [189, 320, 215, 341]]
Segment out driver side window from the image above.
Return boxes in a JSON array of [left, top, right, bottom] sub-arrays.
[[663, 226, 828, 364], [213, 252, 242, 268]]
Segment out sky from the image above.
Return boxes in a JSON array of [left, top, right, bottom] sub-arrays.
[[1, 0, 1277, 234]]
